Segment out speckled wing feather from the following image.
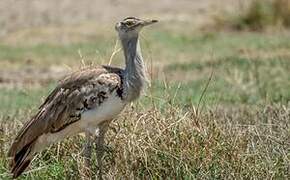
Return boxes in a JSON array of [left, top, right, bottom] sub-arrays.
[[8, 66, 123, 159]]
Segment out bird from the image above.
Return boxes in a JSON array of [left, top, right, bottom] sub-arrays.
[[8, 17, 158, 178]]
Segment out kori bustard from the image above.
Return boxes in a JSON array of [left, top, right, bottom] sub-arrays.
[[8, 17, 157, 178]]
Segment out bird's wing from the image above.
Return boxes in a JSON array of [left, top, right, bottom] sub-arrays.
[[8, 66, 123, 157]]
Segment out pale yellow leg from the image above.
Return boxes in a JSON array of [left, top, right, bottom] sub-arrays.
[[95, 121, 110, 180], [82, 131, 93, 178]]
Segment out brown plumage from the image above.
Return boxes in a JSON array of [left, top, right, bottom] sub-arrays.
[[8, 66, 123, 178]]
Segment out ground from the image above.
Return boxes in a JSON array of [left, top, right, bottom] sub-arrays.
[[0, 0, 289, 179]]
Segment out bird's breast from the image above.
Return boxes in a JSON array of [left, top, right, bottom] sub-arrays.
[[81, 94, 126, 128]]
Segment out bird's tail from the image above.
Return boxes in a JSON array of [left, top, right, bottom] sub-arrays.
[[8, 140, 36, 178]]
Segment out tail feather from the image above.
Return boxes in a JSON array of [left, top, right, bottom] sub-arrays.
[[12, 159, 31, 178], [9, 140, 35, 178]]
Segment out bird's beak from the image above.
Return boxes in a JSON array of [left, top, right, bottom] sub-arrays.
[[141, 19, 158, 26]]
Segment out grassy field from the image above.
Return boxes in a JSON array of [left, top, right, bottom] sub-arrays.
[[0, 21, 290, 179]]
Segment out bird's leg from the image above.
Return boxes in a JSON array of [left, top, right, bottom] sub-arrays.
[[82, 131, 93, 178], [95, 121, 109, 180]]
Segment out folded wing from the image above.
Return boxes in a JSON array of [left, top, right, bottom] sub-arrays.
[[8, 66, 123, 178]]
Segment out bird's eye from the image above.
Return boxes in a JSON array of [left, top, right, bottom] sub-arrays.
[[125, 21, 134, 26]]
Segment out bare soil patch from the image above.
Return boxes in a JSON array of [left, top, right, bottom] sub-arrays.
[[0, 66, 68, 88], [0, 0, 235, 34]]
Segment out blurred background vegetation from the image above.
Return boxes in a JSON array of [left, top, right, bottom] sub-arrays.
[[214, 0, 290, 30]]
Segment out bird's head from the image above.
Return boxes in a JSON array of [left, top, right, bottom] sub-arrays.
[[115, 17, 158, 39]]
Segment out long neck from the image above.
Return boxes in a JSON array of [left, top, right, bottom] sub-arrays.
[[121, 35, 147, 102]]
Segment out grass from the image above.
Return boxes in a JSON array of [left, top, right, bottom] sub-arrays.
[[165, 55, 290, 104], [0, 24, 290, 179], [0, 41, 113, 68]]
